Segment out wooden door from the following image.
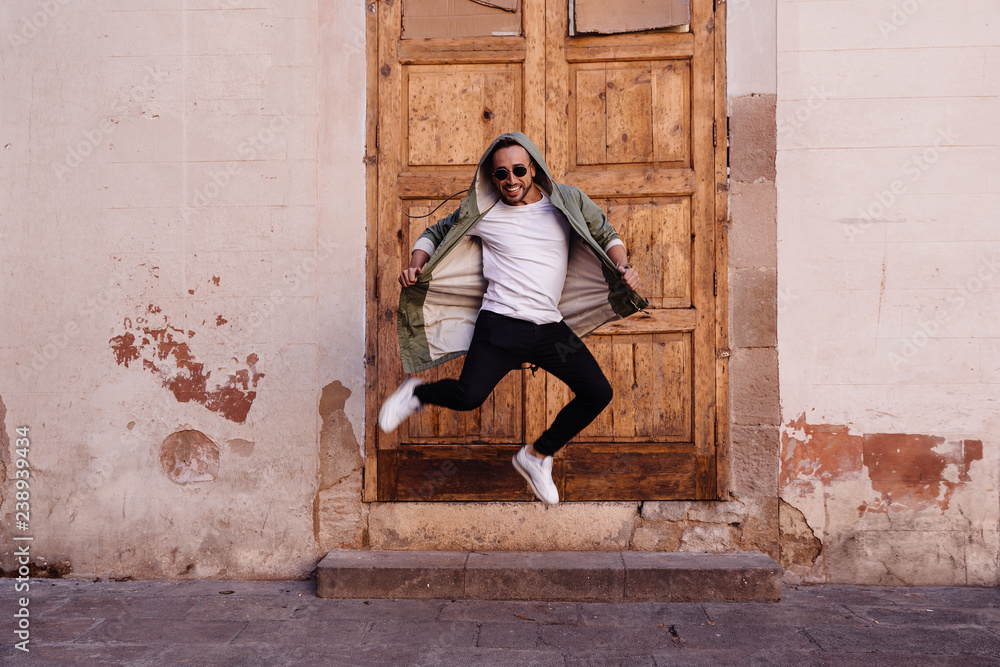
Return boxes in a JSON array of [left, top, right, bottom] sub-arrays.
[[365, 0, 728, 502]]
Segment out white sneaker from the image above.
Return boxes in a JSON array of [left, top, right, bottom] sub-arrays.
[[512, 445, 559, 508], [378, 378, 425, 433]]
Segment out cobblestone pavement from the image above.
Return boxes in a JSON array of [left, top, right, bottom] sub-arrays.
[[2, 579, 999, 665]]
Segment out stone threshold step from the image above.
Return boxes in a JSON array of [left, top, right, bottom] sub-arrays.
[[317, 550, 781, 603]]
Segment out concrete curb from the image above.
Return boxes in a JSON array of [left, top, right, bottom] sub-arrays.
[[316, 550, 782, 602]]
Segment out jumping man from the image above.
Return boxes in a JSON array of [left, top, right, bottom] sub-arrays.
[[379, 133, 645, 507]]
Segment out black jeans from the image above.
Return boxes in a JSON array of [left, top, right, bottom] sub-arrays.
[[414, 310, 612, 455]]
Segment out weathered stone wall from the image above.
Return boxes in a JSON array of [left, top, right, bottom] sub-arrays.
[[0, 1, 368, 579], [776, 0, 1000, 584]]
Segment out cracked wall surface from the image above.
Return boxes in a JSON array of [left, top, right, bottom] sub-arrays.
[[776, 0, 1000, 585]]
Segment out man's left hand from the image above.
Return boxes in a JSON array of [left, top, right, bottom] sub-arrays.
[[618, 264, 641, 291]]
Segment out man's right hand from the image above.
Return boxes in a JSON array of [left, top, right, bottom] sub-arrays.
[[398, 249, 431, 287]]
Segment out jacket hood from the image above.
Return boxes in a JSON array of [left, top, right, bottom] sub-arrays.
[[471, 132, 555, 214]]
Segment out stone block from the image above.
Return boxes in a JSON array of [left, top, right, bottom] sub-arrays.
[[730, 425, 780, 497], [685, 500, 747, 524], [366, 502, 636, 551], [640, 501, 690, 522], [729, 347, 780, 426], [465, 551, 625, 602], [730, 268, 777, 348], [680, 524, 740, 552], [734, 496, 781, 560], [316, 550, 467, 599], [728, 180, 777, 269], [729, 94, 776, 183], [623, 551, 782, 602], [629, 520, 684, 551]]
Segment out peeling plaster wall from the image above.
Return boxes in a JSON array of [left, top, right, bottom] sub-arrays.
[[776, 0, 1000, 585], [0, 2, 368, 578]]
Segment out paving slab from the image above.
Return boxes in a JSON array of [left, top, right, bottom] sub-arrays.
[[1, 642, 159, 666], [185, 594, 305, 621], [648, 649, 994, 666], [563, 649, 657, 666], [295, 597, 445, 622], [806, 625, 1000, 656], [579, 601, 710, 626], [438, 599, 580, 624], [416, 647, 567, 666], [674, 623, 818, 652], [703, 601, 865, 627], [231, 618, 366, 646], [845, 604, 998, 628], [538, 623, 680, 651], [360, 620, 479, 647], [75, 618, 247, 645], [476, 621, 542, 648], [50, 594, 203, 620], [317, 549, 782, 602]]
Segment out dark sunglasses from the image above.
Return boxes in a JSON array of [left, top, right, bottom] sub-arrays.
[[492, 165, 528, 180]]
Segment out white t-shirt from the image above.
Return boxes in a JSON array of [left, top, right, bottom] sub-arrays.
[[473, 193, 571, 324], [412, 191, 625, 325]]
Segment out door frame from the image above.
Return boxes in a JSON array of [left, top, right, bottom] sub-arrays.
[[362, 0, 729, 502]]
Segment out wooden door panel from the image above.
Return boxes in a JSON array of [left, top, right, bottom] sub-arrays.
[[406, 357, 524, 443], [602, 197, 692, 309], [405, 64, 523, 167], [380, 445, 535, 502], [572, 60, 691, 167], [545, 333, 693, 443], [563, 444, 697, 500]]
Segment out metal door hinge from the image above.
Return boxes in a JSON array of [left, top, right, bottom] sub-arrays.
[[713, 120, 718, 148], [713, 270, 718, 296]]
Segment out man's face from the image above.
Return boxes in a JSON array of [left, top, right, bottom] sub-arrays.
[[491, 145, 539, 206]]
